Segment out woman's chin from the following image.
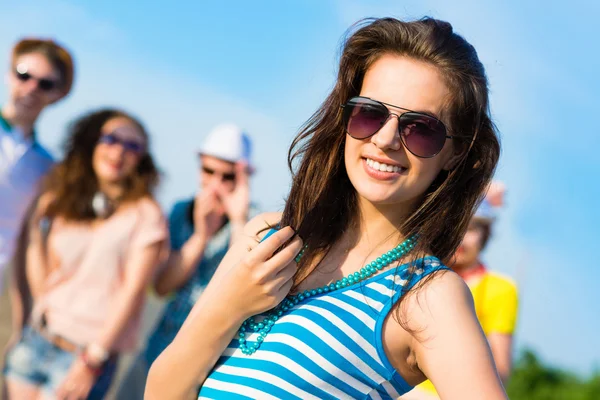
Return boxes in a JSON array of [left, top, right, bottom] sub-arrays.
[[357, 191, 400, 207], [96, 172, 125, 187]]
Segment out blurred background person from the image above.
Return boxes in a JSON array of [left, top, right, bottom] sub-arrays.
[[3, 109, 167, 400], [116, 123, 255, 400], [405, 182, 519, 399], [0, 37, 74, 293]]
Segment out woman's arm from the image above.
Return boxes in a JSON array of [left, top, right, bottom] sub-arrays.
[[92, 239, 164, 352], [8, 192, 54, 337], [145, 212, 301, 400], [400, 272, 507, 400], [24, 193, 54, 301], [6, 271, 25, 350]]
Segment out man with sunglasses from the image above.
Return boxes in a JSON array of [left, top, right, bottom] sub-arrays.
[[117, 123, 256, 399], [0, 38, 74, 292]]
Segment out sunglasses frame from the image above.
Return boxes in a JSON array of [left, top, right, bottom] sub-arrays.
[[98, 133, 146, 155], [341, 96, 454, 158], [201, 166, 236, 182], [14, 69, 59, 92]]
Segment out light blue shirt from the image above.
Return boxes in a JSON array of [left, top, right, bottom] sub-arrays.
[[0, 112, 53, 289]]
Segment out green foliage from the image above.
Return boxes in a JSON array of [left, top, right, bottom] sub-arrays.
[[506, 350, 600, 400]]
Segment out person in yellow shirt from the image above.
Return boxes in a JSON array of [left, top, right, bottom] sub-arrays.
[[404, 182, 518, 399]]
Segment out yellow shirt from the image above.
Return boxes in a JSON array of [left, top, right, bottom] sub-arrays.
[[417, 269, 519, 395]]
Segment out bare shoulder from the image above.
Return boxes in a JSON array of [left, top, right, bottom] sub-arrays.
[[402, 270, 476, 341], [136, 196, 162, 211], [243, 212, 283, 238], [133, 196, 165, 218]]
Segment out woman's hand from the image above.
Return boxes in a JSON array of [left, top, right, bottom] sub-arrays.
[[56, 357, 97, 400], [145, 214, 301, 400], [201, 225, 302, 321]]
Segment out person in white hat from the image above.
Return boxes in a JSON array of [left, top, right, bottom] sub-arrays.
[[116, 123, 256, 399]]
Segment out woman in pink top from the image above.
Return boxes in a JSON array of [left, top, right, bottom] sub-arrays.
[[3, 109, 168, 399]]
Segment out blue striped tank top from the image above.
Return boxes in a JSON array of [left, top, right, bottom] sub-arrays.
[[198, 255, 447, 399]]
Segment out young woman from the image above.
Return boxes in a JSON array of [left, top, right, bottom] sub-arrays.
[[147, 17, 506, 400], [3, 109, 168, 399]]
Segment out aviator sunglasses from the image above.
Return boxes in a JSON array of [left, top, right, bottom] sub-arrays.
[[341, 96, 453, 158], [98, 133, 146, 154], [14, 67, 59, 92]]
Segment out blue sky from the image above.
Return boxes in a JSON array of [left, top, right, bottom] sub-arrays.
[[1, 0, 598, 375]]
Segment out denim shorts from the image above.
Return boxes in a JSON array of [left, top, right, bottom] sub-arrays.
[[3, 326, 118, 399]]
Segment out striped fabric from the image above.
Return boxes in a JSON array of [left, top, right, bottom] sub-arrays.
[[198, 256, 447, 399]]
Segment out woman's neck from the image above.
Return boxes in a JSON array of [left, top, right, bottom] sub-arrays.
[[98, 181, 125, 201], [354, 196, 414, 249]]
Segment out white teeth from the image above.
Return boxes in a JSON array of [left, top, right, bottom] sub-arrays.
[[365, 158, 402, 173]]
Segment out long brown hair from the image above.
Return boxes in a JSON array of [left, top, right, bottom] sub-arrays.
[[43, 108, 160, 221], [10, 109, 159, 326], [281, 18, 500, 295]]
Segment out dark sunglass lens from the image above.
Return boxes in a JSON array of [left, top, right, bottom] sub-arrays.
[[222, 173, 236, 182], [38, 79, 56, 91], [346, 98, 387, 139], [400, 114, 447, 157], [99, 134, 118, 145], [123, 141, 143, 153], [16, 71, 30, 81]]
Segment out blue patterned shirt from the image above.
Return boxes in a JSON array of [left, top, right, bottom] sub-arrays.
[[144, 198, 255, 364]]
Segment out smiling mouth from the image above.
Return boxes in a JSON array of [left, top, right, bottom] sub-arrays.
[[364, 157, 406, 174], [104, 160, 123, 170]]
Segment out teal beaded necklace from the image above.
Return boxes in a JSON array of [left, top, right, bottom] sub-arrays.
[[237, 234, 418, 355]]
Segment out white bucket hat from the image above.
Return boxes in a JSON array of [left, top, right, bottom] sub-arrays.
[[198, 123, 254, 172]]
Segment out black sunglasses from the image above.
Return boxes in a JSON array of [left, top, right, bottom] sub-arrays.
[[14, 69, 59, 92], [202, 166, 236, 182], [341, 96, 453, 158], [98, 133, 145, 154]]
